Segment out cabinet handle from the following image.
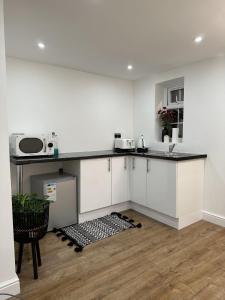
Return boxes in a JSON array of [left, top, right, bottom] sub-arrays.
[[147, 159, 150, 173], [132, 158, 135, 170], [108, 158, 111, 172], [124, 157, 127, 170]]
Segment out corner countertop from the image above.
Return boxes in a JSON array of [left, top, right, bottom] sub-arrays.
[[10, 150, 207, 165], [131, 150, 207, 161]]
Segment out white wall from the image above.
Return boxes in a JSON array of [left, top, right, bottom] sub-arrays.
[[6, 58, 134, 152], [6, 51, 225, 223], [0, 1, 20, 298], [134, 56, 225, 219]]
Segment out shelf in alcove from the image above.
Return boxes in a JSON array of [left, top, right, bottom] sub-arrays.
[[155, 76, 184, 143]]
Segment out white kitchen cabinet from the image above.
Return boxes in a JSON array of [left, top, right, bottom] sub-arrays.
[[130, 157, 147, 206], [80, 158, 111, 213], [63, 154, 205, 229], [112, 156, 129, 204], [146, 159, 177, 217]]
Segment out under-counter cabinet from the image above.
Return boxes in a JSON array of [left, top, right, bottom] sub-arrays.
[[130, 157, 147, 207], [131, 157, 204, 226], [80, 158, 112, 213], [111, 157, 129, 205], [146, 159, 176, 217], [64, 156, 129, 214], [63, 154, 205, 228], [147, 158, 204, 220]]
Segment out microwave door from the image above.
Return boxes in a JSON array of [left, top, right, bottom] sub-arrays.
[[18, 137, 44, 156]]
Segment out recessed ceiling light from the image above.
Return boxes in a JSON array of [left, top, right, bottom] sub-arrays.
[[127, 65, 133, 70], [37, 42, 45, 49], [194, 36, 203, 44]]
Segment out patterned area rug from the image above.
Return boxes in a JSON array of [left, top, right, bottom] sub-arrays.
[[54, 212, 142, 252]]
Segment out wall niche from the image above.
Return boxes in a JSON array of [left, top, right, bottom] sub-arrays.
[[155, 77, 184, 143]]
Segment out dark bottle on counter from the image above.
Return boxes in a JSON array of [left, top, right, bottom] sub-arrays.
[[162, 127, 169, 142]]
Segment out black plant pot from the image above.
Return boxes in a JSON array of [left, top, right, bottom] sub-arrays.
[[13, 204, 49, 243], [162, 127, 169, 142]]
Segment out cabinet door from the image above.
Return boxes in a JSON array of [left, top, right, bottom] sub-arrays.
[[112, 157, 129, 204], [130, 157, 147, 206], [146, 159, 177, 217], [80, 158, 111, 213]]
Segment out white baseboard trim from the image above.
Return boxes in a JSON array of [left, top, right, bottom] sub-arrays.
[[0, 276, 20, 300], [202, 210, 225, 227], [79, 201, 131, 223], [178, 211, 202, 229], [79, 202, 205, 230], [130, 202, 179, 229]]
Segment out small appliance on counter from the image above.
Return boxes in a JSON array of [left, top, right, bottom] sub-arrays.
[[137, 134, 149, 153], [114, 133, 135, 152], [10, 133, 54, 157]]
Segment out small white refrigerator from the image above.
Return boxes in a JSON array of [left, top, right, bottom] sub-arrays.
[[31, 172, 77, 231]]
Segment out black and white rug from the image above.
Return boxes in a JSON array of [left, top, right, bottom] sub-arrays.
[[54, 212, 142, 252]]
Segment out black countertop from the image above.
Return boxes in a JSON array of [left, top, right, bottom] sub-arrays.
[[131, 150, 207, 161], [10, 150, 207, 165]]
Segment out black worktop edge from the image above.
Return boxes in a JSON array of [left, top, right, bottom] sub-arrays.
[[10, 150, 207, 165], [130, 152, 207, 161], [10, 152, 127, 165]]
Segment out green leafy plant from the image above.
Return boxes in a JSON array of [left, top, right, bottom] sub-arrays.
[[12, 193, 50, 214]]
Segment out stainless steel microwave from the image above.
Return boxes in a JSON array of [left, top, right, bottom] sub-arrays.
[[10, 134, 54, 157]]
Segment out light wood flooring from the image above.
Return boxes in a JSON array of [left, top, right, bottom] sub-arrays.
[[16, 210, 225, 300]]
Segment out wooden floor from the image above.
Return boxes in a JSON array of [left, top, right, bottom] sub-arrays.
[[16, 210, 225, 300]]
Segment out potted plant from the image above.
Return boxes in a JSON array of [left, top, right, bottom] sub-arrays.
[[12, 193, 52, 279], [157, 107, 176, 142], [12, 193, 50, 241]]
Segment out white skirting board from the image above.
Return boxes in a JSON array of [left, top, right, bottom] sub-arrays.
[[202, 210, 225, 227], [79, 201, 131, 223], [177, 211, 203, 229], [0, 276, 20, 300], [79, 203, 224, 230], [130, 202, 179, 229], [132, 202, 202, 230], [79, 201, 203, 230]]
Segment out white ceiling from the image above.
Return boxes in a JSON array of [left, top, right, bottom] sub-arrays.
[[4, 0, 225, 80]]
